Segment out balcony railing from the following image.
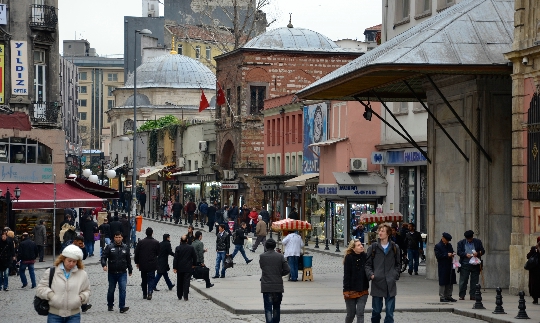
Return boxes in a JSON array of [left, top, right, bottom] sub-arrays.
[[31, 101, 60, 125], [29, 5, 58, 31]]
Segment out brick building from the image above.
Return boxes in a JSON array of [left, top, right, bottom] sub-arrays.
[[214, 23, 361, 208]]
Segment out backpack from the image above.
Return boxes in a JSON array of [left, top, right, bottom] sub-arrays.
[[34, 267, 55, 315]]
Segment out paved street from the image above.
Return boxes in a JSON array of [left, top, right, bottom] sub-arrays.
[[0, 219, 527, 322]]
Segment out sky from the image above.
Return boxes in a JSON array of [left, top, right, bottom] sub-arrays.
[[58, 0, 382, 56]]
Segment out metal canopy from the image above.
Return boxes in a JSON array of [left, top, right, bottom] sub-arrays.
[[297, 0, 514, 102]]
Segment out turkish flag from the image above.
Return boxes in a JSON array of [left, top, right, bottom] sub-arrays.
[[199, 89, 210, 112], [216, 82, 226, 106]]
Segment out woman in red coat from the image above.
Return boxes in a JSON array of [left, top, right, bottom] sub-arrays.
[[248, 208, 259, 233]]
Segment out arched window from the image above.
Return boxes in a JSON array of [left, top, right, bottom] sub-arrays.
[[123, 119, 134, 134], [0, 137, 52, 164]]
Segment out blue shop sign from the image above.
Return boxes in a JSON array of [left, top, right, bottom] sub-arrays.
[[386, 148, 427, 165], [318, 184, 385, 197]]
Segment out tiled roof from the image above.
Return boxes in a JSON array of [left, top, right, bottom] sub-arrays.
[[365, 24, 382, 31]]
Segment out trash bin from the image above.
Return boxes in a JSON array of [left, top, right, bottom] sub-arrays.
[[303, 255, 313, 268], [136, 215, 143, 232]]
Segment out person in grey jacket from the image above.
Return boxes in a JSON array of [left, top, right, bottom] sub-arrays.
[[192, 231, 214, 288], [259, 238, 290, 323], [32, 220, 47, 262], [365, 224, 401, 323]]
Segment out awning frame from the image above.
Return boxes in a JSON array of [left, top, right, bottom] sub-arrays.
[[283, 173, 319, 187]]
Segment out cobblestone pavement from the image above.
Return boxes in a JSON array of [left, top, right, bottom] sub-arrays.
[[0, 219, 473, 322]]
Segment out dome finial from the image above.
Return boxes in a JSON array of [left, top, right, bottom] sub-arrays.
[[287, 13, 293, 28], [170, 36, 178, 54]]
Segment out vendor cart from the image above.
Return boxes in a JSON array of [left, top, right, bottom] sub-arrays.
[[271, 219, 312, 253], [358, 213, 403, 245]]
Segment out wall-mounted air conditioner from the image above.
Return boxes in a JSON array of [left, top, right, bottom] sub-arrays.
[[177, 157, 185, 167], [350, 158, 368, 172], [199, 141, 208, 152]]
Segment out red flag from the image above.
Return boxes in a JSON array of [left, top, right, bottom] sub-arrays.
[[216, 82, 226, 106], [199, 89, 210, 112]]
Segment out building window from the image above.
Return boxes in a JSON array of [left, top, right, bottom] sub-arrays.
[[194, 160, 198, 170], [79, 112, 87, 120], [249, 86, 265, 114], [266, 119, 271, 146], [79, 72, 87, 80], [394, 102, 408, 115], [0, 137, 52, 164], [34, 64, 46, 102], [236, 86, 241, 116], [108, 86, 115, 96], [79, 99, 87, 107], [177, 44, 183, 55], [285, 116, 290, 144], [108, 100, 115, 109], [297, 152, 303, 175], [206, 46, 211, 60], [395, 0, 410, 22], [79, 86, 87, 94], [195, 46, 201, 59], [298, 113, 303, 143], [437, 0, 455, 10], [107, 73, 118, 82]]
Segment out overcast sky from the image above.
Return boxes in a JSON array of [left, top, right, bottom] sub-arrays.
[[58, 0, 381, 56]]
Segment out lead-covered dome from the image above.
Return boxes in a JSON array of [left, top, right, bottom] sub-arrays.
[[243, 26, 345, 52], [124, 54, 216, 90]]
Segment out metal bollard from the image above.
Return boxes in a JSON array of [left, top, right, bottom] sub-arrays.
[[335, 240, 340, 252], [515, 291, 530, 319], [315, 236, 319, 248], [324, 238, 330, 250], [492, 287, 506, 314], [473, 284, 485, 309], [304, 235, 309, 247]]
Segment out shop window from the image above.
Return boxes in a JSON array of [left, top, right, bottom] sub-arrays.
[[0, 137, 51, 164]]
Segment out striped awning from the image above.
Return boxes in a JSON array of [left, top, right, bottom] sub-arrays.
[[271, 219, 312, 231], [359, 213, 403, 224]]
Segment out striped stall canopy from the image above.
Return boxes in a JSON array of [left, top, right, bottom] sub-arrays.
[[359, 213, 403, 224], [271, 219, 312, 231]]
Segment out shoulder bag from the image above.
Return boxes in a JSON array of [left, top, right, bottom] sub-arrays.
[[34, 266, 55, 315], [524, 253, 539, 271]]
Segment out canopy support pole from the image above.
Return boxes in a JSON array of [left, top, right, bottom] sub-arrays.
[[403, 80, 469, 162], [426, 75, 492, 163], [372, 90, 416, 145], [355, 97, 431, 164]]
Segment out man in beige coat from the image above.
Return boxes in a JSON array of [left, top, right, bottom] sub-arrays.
[[250, 215, 267, 252]]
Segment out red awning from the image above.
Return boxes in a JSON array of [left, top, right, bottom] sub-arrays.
[[0, 183, 104, 210], [65, 178, 119, 199], [358, 213, 403, 224]]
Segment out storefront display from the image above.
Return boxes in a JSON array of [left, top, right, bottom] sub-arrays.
[[15, 209, 64, 254], [183, 183, 200, 203], [202, 181, 221, 204]]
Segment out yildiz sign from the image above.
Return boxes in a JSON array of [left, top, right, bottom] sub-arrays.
[[0, 164, 54, 182]]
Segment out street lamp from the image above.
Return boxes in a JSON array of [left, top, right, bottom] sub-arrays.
[[0, 186, 21, 234], [130, 28, 152, 243]]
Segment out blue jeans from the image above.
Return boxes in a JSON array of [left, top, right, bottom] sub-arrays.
[[288, 256, 299, 281], [0, 268, 9, 289], [371, 295, 395, 323], [107, 272, 127, 309], [215, 251, 226, 277], [85, 240, 94, 256], [47, 313, 80, 323], [263, 292, 282, 323], [231, 244, 249, 262], [37, 245, 45, 261], [154, 272, 174, 289], [408, 249, 419, 273], [19, 263, 36, 287]]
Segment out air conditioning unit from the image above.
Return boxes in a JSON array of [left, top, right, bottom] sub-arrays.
[[177, 157, 185, 167], [350, 158, 368, 172], [199, 141, 208, 152]]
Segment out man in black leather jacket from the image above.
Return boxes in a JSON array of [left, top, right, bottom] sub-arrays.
[[101, 232, 133, 313]]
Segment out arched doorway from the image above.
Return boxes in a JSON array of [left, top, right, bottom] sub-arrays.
[[220, 140, 236, 169]]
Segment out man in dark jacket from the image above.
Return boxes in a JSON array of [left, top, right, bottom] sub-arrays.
[[138, 190, 147, 215], [98, 218, 112, 257], [259, 238, 290, 323], [134, 227, 160, 300], [120, 214, 131, 245], [230, 222, 252, 264], [82, 217, 98, 257], [288, 207, 299, 220], [0, 231, 15, 291], [365, 224, 400, 323], [153, 234, 175, 291], [172, 200, 183, 224], [457, 230, 485, 300], [213, 224, 230, 278], [405, 223, 422, 275], [110, 216, 122, 238], [173, 235, 197, 301], [199, 200, 208, 225], [206, 202, 217, 232], [435, 232, 457, 302], [18, 232, 37, 289], [259, 206, 270, 229], [31, 220, 47, 262], [102, 231, 133, 313], [184, 199, 197, 225]]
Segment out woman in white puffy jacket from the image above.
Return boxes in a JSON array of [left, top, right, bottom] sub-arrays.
[[36, 245, 91, 323]]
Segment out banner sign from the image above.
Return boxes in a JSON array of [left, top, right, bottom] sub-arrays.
[[303, 103, 327, 174], [0, 5, 6, 25], [0, 164, 53, 182], [0, 44, 4, 103], [11, 40, 28, 95]]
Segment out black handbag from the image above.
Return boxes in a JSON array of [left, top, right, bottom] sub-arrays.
[[224, 255, 234, 269], [525, 253, 539, 271], [33, 267, 55, 316], [192, 265, 210, 279]]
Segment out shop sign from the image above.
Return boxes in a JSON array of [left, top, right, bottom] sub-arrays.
[[222, 183, 238, 190], [151, 183, 157, 199], [303, 103, 328, 174], [386, 148, 427, 165], [1, 164, 53, 182], [0, 5, 6, 25], [317, 184, 386, 197], [10, 40, 28, 95], [371, 152, 384, 164], [317, 185, 338, 195]]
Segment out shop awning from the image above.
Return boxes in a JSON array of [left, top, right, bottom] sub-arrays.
[[308, 138, 348, 147], [284, 173, 319, 187], [333, 172, 387, 186], [271, 219, 312, 231], [0, 183, 103, 210], [139, 167, 163, 179], [171, 170, 198, 176], [65, 178, 119, 199], [359, 213, 403, 224], [109, 163, 126, 171]]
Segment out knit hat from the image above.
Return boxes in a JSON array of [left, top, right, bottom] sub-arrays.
[[62, 244, 83, 261]]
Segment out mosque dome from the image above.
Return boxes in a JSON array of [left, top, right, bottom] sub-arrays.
[[124, 54, 216, 90], [243, 26, 344, 52]]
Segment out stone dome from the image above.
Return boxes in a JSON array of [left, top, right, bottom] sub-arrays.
[[124, 54, 216, 90], [124, 93, 151, 107], [243, 26, 345, 52]]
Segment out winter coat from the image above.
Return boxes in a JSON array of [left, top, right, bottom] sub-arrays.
[[109, 220, 122, 237], [207, 205, 217, 224], [343, 252, 370, 293], [434, 240, 456, 286], [98, 223, 111, 239], [233, 228, 249, 245], [365, 240, 400, 298], [527, 246, 540, 299], [36, 265, 91, 318], [249, 211, 259, 225], [259, 210, 270, 224], [199, 202, 208, 215], [186, 232, 195, 245], [59, 224, 76, 243], [215, 209, 225, 224], [32, 224, 47, 245], [82, 220, 97, 241], [259, 250, 290, 293], [405, 230, 423, 250], [216, 231, 230, 253], [157, 240, 174, 274], [192, 239, 205, 264], [0, 237, 15, 271], [457, 238, 485, 265], [18, 238, 38, 262], [256, 220, 267, 237], [101, 242, 133, 274], [185, 201, 196, 214], [134, 236, 160, 272], [120, 218, 131, 239], [228, 206, 239, 220], [173, 244, 197, 273], [172, 202, 183, 214]]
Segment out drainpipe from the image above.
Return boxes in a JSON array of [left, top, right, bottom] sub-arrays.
[[383, 0, 389, 43]]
